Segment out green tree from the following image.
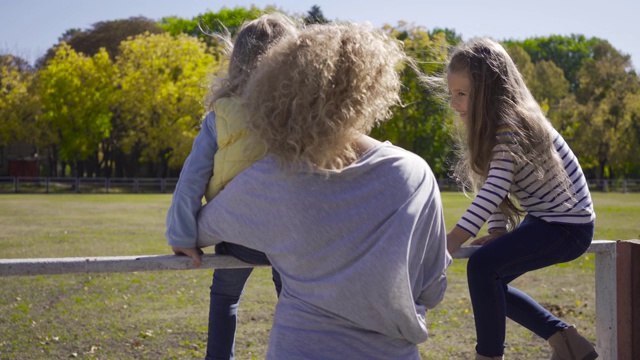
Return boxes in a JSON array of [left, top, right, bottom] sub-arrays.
[[570, 41, 640, 180], [115, 32, 216, 177], [0, 55, 41, 148], [430, 27, 462, 46], [159, 6, 266, 53], [506, 45, 537, 90], [374, 22, 453, 177], [505, 34, 602, 92], [37, 44, 116, 176], [534, 60, 570, 106], [37, 17, 163, 68], [506, 45, 570, 115], [304, 5, 329, 24], [506, 35, 640, 181], [625, 92, 640, 177]]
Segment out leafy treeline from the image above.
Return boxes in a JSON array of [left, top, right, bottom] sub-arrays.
[[1, 6, 638, 180]]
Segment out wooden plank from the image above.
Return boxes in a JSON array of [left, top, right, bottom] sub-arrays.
[[0, 240, 614, 275], [0, 254, 264, 276]]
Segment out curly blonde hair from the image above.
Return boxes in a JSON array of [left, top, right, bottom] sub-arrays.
[[447, 37, 573, 229], [242, 22, 409, 170], [204, 12, 297, 110]]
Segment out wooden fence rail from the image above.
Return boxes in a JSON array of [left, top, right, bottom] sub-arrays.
[[2, 239, 638, 359]]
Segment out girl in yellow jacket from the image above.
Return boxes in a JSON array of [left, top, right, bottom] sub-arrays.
[[165, 13, 297, 360]]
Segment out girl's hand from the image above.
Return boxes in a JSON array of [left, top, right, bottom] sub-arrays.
[[446, 227, 471, 255], [470, 231, 507, 246], [172, 246, 204, 268]]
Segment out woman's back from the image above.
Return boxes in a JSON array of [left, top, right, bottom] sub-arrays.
[[197, 142, 449, 359]]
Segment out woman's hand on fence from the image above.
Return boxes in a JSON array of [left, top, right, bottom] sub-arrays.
[[171, 246, 204, 268]]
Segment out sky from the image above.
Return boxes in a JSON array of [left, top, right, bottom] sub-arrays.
[[0, 0, 638, 70]]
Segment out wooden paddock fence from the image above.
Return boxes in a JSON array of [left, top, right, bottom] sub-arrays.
[[1, 239, 639, 359]]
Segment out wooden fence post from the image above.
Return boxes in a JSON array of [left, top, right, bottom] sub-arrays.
[[617, 239, 640, 360], [595, 240, 617, 359]]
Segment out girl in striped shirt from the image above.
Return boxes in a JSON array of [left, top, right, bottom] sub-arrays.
[[445, 37, 597, 360]]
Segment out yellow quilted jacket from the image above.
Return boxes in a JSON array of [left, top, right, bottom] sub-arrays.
[[204, 97, 265, 201]]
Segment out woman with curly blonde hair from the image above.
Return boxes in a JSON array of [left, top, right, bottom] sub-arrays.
[[244, 22, 404, 171], [196, 22, 450, 359]]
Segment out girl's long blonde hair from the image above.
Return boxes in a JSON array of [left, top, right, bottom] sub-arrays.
[[242, 22, 409, 171], [204, 12, 297, 110], [447, 37, 572, 229]]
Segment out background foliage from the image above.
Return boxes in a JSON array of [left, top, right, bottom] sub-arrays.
[[1, 5, 639, 179]]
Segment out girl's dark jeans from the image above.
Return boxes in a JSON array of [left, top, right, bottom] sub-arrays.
[[205, 242, 281, 360], [467, 215, 594, 357]]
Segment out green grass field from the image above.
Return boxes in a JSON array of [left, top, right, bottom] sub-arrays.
[[0, 193, 638, 359]]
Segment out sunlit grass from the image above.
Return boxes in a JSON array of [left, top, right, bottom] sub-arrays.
[[0, 192, 636, 359]]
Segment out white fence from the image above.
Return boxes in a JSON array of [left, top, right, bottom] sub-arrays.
[[0, 240, 621, 359]]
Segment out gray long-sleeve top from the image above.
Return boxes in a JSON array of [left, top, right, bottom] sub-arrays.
[[455, 128, 595, 237], [197, 141, 451, 359], [165, 112, 218, 248]]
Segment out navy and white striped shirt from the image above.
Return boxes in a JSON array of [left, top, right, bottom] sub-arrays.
[[455, 128, 595, 237]]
